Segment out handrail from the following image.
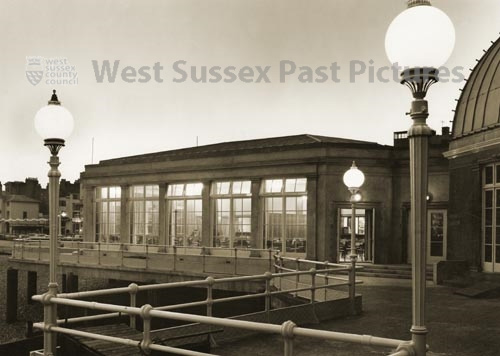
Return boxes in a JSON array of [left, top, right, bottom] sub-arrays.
[[28, 245, 415, 355], [33, 295, 412, 356], [12, 240, 279, 255], [11, 240, 279, 277]]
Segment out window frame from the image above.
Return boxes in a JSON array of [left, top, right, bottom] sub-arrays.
[[95, 186, 122, 243], [166, 183, 203, 246], [211, 181, 252, 248], [261, 178, 308, 255], [128, 185, 160, 245]]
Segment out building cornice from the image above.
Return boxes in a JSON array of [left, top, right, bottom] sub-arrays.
[[444, 136, 500, 159]]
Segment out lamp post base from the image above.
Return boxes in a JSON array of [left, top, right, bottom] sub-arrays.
[[411, 325, 428, 356]]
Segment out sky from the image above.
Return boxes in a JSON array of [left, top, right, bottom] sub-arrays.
[[0, 0, 499, 186]]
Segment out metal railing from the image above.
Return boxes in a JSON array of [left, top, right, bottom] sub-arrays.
[[31, 266, 414, 356], [11, 240, 277, 276]]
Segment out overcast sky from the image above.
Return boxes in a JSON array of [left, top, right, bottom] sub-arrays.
[[0, 0, 499, 186]]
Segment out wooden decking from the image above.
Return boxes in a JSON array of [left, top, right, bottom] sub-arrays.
[[65, 324, 144, 356], [63, 323, 214, 355]]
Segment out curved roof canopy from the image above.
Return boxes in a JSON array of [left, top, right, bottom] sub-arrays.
[[453, 36, 500, 139]]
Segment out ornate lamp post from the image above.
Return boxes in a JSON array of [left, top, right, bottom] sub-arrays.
[[34, 90, 74, 355], [385, 1, 455, 355], [343, 161, 364, 311]]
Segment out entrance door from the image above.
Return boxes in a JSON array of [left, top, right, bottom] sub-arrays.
[[483, 189, 500, 272], [406, 208, 447, 264], [427, 210, 447, 263], [338, 208, 375, 262]]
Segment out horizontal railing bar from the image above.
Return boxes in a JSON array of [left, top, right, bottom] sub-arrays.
[[34, 323, 140, 347], [210, 292, 267, 304], [150, 309, 283, 333], [137, 279, 209, 291], [293, 327, 405, 348], [275, 256, 350, 268], [33, 324, 217, 356], [149, 343, 218, 356], [55, 312, 121, 325], [155, 300, 208, 311], [35, 297, 410, 354], [49, 297, 143, 315], [58, 286, 132, 299], [271, 268, 340, 278], [270, 286, 316, 295]]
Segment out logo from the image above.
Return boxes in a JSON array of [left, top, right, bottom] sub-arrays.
[[25, 56, 78, 86], [25, 56, 44, 86]]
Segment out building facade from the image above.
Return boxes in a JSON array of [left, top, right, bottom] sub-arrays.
[[80, 133, 450, 264], [59, 193, 83, 236], [445, 36, 500, 273], [0, 194, 46, 235]]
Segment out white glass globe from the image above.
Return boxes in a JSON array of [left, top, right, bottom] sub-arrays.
[[385, 5, 455, 69], [34, 104, 74, 140], [343, 163, 365, 190]]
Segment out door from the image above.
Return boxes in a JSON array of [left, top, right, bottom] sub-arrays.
[[338, 208, 375, 262], [427, 209, 447, 263], [406, 208, 447, 264], [483, 189, 500, 272]]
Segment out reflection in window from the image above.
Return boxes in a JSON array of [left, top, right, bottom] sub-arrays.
[[262, 178, 307, 253], [96, 186, 121, 243], [167, 183, 203, 246], [129, 185, 159, 244], [211, 181, 252, 248], [482, 164, 500, 270], [429, 212, 444, 257]]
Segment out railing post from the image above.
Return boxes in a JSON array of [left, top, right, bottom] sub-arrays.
[[264, 272, 272, 320], [173, 245, 177, 271], [202, 247, 206, 273], [39, 240, 42, 261], [146, 244, 149, 269], [205, 276, 214, 317], [140, 304, 153, 355], [234, 248, 238, 275], [41, 291, 57, 355], [324, 261, 329, 301], [295, 258, 300, 297], [120, 243, 124, 267], [280, 320, 296, 356], [97, 242, 101, 265], [21, 241, 24, 260], [128, 283, 139, 329], [349, 261, 356, 315], [309, 268, 316, 303], [268, 249, 273, 271], [279, 256, 284, 290]]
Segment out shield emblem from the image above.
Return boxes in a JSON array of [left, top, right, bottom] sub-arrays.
[[26, 71, 44, 86]]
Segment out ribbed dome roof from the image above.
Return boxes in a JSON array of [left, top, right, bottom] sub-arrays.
[[453, 35, 500, 138]]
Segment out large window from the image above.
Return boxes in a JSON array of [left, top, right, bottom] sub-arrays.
[[129, 185, 159, 245], [262, 178, 307, 254], [483, 164, 500, 273], [95, 186, 121, 243], [167, 183, 203, 246], [211, 181, 252, 248]]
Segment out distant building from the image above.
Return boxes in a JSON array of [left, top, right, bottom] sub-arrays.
[[4, 178, 44, 213], [0, 194, 47, 235], [59, 193, 83, 235], [80, 130, 450, 264], [0, 178, 80, 235]]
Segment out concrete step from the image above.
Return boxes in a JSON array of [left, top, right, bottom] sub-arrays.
[[356, 271, 416, 280], [353, 264, 433, 281]]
